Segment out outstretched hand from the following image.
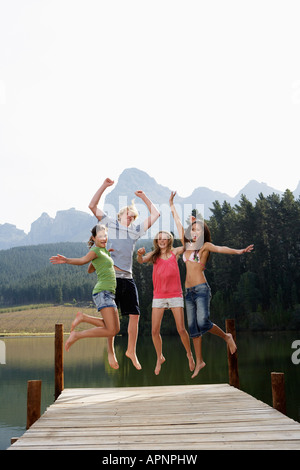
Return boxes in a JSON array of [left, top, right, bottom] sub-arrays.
[[50, 254, 67, 264], [169, 191, 176, 205], [242, 244, 254, 254]]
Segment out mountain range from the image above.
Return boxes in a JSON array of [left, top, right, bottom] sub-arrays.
[[1, 167, 299, 250]]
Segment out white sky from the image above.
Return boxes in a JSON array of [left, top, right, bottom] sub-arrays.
[[1, 0, 300, 233]]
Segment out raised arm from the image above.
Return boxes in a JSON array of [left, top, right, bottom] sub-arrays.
[[136, 247, 154, 264], [135, 190, 160, 232], [50, 251, 97, 266], [172, 245, 185, 259], [169, 191, 185, 244], [88, 178, 114, 221]]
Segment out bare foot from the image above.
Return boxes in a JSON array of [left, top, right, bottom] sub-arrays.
[[71, 312, 84, 331], [225, 333, 237, 354], [187, 353, 195, 372], [191, 360, 206, 379], [154, 355, 166, 375], [65, 331, 78, 352], [125, 351, 142, 370], [108, 352, 119, 370]]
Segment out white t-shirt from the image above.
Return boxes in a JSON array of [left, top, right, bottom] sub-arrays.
[[100, 214, 146, 274]]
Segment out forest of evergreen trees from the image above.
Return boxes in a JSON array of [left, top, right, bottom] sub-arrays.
[[0, 191, 300, 332]]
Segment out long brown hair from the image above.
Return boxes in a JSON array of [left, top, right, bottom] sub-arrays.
[[150, 231, 174, 264], [184, 219, 212, 260], [88, 224, 107, 248]]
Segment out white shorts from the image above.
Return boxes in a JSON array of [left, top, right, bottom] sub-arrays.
[[152, 297, 184, 309]]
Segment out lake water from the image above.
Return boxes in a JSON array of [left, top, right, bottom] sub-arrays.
[[1, 331, 300, 450]]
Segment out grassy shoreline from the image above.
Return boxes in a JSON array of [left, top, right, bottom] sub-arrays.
[[0, 303, 96, 336]]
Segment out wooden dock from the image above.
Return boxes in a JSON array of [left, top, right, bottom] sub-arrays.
[[8, 383, 300, 450]]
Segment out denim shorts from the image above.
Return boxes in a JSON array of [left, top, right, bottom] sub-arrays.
[[185, 283, 213, 338], [92, 290, 117, 312], [152, 297, 184, 309]]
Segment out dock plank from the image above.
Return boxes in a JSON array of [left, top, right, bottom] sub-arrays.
[[8, 384, 300, 450]]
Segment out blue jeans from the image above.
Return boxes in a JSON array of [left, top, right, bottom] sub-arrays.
[[185, 283, 213, 338]]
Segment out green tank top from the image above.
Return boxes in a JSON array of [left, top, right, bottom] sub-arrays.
[[90, 246, 116, 294]]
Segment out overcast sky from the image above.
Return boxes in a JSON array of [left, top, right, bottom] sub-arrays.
[[1, 0, 300, 233]]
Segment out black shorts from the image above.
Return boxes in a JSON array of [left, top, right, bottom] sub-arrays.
[[115, 278, 140, 316]]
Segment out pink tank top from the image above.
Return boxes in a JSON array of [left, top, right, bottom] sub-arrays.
[[152, 252, 183, 299]]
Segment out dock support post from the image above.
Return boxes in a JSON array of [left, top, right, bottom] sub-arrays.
[[26, 380, 42, 429], [226, 319, 240, 389], [55, 323, 64, 400], [271, 372, 286, 415]]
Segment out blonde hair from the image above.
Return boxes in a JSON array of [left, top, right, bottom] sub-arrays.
[[117, 199, 139, 222]]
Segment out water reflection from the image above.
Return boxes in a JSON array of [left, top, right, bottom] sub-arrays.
[[0, 332, 299, 450]]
